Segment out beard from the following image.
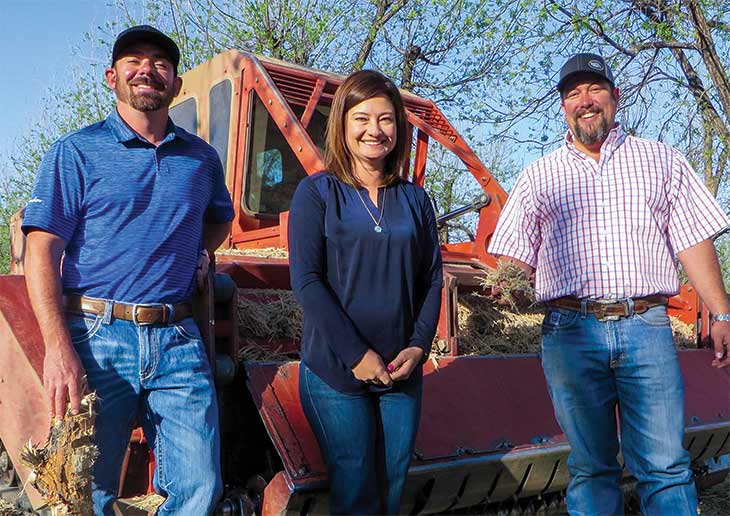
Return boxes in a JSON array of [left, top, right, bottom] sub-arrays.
[[571, 111, 610, 146], [124, 78, 174, 112]]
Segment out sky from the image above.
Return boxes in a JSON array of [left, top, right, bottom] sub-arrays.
[[0, 1, 118, 175]]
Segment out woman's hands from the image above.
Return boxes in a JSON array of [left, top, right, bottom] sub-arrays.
[[352, 346, 425, 386], [352, 349, 393, 387], [387, 346, 424, 381]]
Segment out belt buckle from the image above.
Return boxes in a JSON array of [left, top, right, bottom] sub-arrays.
[[131, 303, 165, 326], [594, 300, 622, 322]]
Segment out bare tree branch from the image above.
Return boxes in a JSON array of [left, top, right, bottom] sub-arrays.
[[352, 0, 408, 70]]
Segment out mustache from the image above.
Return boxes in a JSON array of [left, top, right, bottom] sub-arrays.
[[127, 77, 164, 90], [575, 108, 601, 118]]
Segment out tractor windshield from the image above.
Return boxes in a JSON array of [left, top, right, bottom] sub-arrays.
[[244, 94, 329, 216]]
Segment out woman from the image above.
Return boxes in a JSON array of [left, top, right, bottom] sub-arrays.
[[288, 70, 443, 515]]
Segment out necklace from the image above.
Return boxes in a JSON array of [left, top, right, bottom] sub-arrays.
[[357, 187, 387, 233]]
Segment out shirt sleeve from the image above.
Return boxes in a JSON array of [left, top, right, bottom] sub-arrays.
[[204, 152, 235, 223], [408, 190, 443, 354], [21, 138, 84, 241], [666, 150, 729, 253], [288, 177, 371, 368], [487, 169, 542, 267]]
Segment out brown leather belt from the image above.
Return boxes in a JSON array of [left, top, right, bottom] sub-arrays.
[[64, 294, 192, 325], [546, 295, 668, 320]]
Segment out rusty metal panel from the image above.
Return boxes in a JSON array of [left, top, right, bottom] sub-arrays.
[[667, 285, 699, 326], [244, 362, 326, 485], [681, 349, 730, 425], [244, 350, 729, 514], [216, 260, 291, 290], [416, 356, 562, 460], [0, 275, 49, 508]]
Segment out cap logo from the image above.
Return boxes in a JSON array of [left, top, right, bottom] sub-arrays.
[[588, 59, 604, 71]]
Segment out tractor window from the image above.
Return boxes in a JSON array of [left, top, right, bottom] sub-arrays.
[[244, 95, 313, 216], [305, 104, 330, 154], [209, 79, 232, 173], [170, 97, 197, 135]]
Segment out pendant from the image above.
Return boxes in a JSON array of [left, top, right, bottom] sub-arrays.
[[374, 225, 383, 233]]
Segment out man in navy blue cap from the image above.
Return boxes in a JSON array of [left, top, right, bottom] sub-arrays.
[[490, 52, 730, 514], [23, 25, 234, 513]]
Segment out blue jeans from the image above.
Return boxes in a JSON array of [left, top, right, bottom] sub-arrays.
[[67, 312, 222, 515], [299, 362, 421, 515], [541, 305, 697, 516]]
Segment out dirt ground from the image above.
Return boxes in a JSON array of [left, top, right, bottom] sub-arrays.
[[698, 473, 730, 516]]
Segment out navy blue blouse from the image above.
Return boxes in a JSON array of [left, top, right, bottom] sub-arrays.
[[289, 172, 443, 393]]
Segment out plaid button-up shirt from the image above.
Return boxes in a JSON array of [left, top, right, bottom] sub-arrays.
[[488, 125, 729, 302]]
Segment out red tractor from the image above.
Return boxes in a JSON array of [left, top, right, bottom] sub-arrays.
[[1, 50, 727, 514]]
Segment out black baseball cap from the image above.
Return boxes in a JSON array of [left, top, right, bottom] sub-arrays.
[[557, 53, 614, 93], [111, 25, 180, 68]]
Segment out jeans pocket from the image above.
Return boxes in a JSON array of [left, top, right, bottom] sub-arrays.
[[67, 314, 103, 344], [173, 317, 202, 341], [635, 305, 670, 327], [542, 307, 579, 331]]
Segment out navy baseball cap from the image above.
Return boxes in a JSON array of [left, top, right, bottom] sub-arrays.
[[557, 53, 614, 93], [112, 25, 180, 68]]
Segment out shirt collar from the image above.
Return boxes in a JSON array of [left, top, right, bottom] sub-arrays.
[[105, 108, 191, 145], [564, 123, 626, 160]]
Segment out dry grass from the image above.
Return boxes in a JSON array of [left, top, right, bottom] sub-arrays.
[[115, 493, 166, 514], [0, 499, 25, 515], [482, 261, 535, 309], [431, 292, 543, 357], [238, 342, 298, 362], [432, 294, 699, 357], [218, 247, 289, 259], [671, 317, 697, 349], [236, 289, 302, 362], [234, 286, 700, 361]]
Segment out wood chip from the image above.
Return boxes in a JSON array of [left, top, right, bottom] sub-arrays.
[[20, 393, 98, 515]]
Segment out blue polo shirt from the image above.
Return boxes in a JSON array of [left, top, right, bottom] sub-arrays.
[[289, 172, 443, 393], [22, 109, 234, 304]]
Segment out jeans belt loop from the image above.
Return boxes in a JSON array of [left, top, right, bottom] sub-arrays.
[[102, 299, 114, 325], [580, 298, 588, 318], [166, 303, 175, 325], [626, 297, 635, 317]]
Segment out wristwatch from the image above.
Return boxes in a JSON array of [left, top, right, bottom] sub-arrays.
[[712, 313, 730, 323]]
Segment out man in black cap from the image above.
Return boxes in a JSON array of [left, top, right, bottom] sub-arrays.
[[489, 53, 730, 514], [23, 25, 233, 513]]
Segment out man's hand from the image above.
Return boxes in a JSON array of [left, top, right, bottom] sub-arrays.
[[196, 249, 210, 292], [43, 340, 86, 419], [387, 346, 424, 381], [711, 320, 730, 368], [352, 349, 392, 387], [677, 240, 730, 367]]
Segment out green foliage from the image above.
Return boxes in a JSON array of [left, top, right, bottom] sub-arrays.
[[4, 0, 730, 285], [424, 138, 520, 243], [0, 68, 114, 274], [716, 233, 730, 290], [135, 0, 352, 70]]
